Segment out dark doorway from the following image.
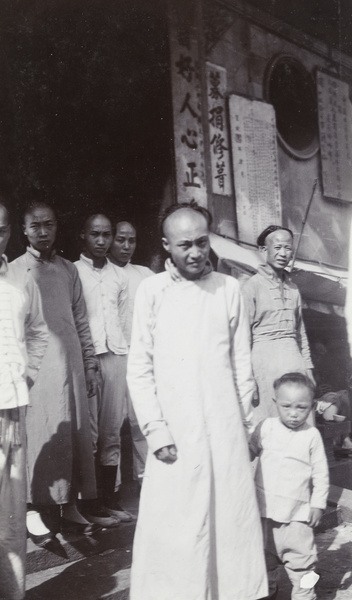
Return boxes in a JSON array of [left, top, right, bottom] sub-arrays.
[[0, 0, 173, 264]]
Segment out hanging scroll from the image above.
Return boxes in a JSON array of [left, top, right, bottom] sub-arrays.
[[205, 62, 231, 195], [168, 2, 207, 206], [317, 71, 352, 202], [229, 95, 282, 244]]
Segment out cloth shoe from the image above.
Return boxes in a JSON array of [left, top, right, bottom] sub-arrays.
[[101, 503, 133, 522], [82, 507, 121, 528]]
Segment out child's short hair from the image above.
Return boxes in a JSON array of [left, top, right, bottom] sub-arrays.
[[273, 372, 316, 397]]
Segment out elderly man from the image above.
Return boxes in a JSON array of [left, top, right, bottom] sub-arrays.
[[127, 202, 267, 600], [75, 214, 132, 522], [242, 225, 314, 426], [0, 202, 48, 599], [109, 220, 153, 482]]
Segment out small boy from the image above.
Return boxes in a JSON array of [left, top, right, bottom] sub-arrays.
[[250, 372, 329, 600]]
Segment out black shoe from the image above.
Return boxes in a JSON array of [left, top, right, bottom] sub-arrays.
[[60, 518, 102, 535]]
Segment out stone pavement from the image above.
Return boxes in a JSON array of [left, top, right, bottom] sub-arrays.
[[24, 481, 352, 600]]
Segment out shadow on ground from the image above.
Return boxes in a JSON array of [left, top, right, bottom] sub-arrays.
[[26, 546, 131, 600]]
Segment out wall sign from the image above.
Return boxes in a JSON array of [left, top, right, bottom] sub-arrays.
[[205, 62, 231, 196], [168, 4, 207, 206], [229, 94, 282, 244], [317, 70, 352, 202]]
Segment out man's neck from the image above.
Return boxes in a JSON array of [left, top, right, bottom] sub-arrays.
[[108, 254, 128, 268], [0, 254, 7, 272], [265, 263, 286, 281], [83, 252, 106, 269]]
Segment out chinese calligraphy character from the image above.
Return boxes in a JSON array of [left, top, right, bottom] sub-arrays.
[[183, 162, 201, 188], [210, 133, 228, 158], [181, 129, 198, 150], [176, 54, 194, 82], [209, 71, 224, 100], [180, 92, 201, 122], [209, 106, 224, 131]]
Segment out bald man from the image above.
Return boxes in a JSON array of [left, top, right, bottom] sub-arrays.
[[75, 214, 132, 523], [127, 202, 267, 600], [109, 221, 153, 482]]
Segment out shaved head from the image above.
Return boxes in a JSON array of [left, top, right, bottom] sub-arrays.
[[162, 207, 210, 280], [115, 220, 136, 235], [82, 213, 111, 234], [162, 207, 209, 241]]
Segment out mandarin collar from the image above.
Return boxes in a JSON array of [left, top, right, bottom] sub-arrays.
[[0, 254, 8, 274], [26, 246, 56, 262], [258, 263, 290, 284], [165, 257, 213, 282], [80, 252, 108, 270]]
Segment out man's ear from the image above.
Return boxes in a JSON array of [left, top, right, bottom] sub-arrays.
[[80, 230, 85, 242], [22, 223, 27, 236], [259, 245, 267, 256], [162, 237, 169, 252]]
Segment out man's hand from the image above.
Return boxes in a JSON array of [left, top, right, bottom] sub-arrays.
[[155, 445, 178, 463], [86, 368, 98, 398], [309, 507, 323, 528]]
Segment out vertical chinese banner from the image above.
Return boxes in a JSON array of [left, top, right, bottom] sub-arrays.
[[317, 71, 352, 202], [229, 94, 282, 244], [168, 1, 208, 206], [205, 63, 231, 196]]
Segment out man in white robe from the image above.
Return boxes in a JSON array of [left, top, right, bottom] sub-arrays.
[[127, 202, 268, 600]]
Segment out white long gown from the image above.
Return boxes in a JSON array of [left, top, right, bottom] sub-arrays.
[[127, 269, 268, 600]]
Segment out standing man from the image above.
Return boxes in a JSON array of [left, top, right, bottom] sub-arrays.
[[0, 203, 48, 600], [242, 225, 314, 425], [12, 202, 103, 540], [109, 221, 153, 481], [75, 214, 132, 522], [127, 202, 267, 600]]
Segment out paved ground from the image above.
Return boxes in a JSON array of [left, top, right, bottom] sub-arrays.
[[24, 428, 352, 599], [24, 485, 352, 600]]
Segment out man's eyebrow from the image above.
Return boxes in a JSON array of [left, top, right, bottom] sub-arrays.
[[177, 235, 208, 244]]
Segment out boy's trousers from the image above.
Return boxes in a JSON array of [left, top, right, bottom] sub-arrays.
[[262, 518, 318, 600]]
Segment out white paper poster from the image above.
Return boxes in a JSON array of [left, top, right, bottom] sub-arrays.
[[229, 94, 282, 244], [317, 70, 352, 202]]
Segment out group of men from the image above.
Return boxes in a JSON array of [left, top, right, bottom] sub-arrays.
[[0, 201, 151, 599], [1, 199, 330, 600]]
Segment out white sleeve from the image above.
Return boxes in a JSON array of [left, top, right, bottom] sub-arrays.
[[127, 280, 174, 453], [229, 282, 255, 435], [310, 429, 330, 510]]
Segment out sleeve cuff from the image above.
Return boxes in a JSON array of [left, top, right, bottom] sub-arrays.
[[142, 420, 175, 453]]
